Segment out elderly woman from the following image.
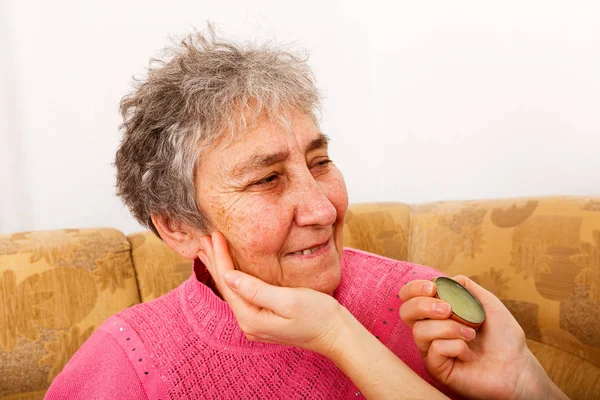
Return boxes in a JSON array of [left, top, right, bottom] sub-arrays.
[[45, 27, 567, 400]]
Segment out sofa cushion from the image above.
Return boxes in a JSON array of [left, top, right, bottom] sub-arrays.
[[127, 231, 192, 302], [343, 202, 412, 261], [528, 339, 600, 400], [0, 228, 140, 400]]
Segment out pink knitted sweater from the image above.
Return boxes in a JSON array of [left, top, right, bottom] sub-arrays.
[[45, 248, 455, 399]]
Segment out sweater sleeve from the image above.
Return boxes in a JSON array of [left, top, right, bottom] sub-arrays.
[[44, 328, 147, 400]]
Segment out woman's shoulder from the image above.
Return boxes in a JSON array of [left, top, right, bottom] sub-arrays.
[[108, 277, 192, 345], [45, 283, 189, 399], [44, 319, 153, 399], [337, 248, 444, 318], [338, 248, 443, 315]]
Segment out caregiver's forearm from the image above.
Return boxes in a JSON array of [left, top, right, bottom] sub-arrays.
[[321, 307, 448, 400]]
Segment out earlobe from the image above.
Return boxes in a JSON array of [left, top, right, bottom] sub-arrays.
[[151, 214, 202, 260]]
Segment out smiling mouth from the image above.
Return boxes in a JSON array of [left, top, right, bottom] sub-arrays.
[[289, 241, 329, 256]]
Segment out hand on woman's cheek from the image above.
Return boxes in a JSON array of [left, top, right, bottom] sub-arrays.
[[197, 231, 346, 355]]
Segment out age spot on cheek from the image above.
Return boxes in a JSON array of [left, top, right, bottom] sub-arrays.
[[213, 202, 240, 232]]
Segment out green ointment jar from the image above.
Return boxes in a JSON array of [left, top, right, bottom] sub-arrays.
[[432, 276, 486, 330]]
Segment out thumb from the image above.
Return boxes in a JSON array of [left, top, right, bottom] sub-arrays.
[[224, 270, 294, 317]]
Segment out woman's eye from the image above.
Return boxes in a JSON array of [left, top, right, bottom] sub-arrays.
[[253, 174, 279, 186], [313, 159, 332, 168]]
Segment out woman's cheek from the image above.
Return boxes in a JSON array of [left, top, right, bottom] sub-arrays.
[[228, 226, 284, 284], [225, 201, 288, 257]]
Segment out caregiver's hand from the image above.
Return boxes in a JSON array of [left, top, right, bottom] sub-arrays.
[[198, 232, 346, 355], [399, 276, 569, 400]]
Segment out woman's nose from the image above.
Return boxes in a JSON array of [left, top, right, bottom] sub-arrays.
[[292, 176, 337, 227]]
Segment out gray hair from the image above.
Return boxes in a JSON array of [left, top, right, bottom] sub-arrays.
[[115, 25, 321, 236]]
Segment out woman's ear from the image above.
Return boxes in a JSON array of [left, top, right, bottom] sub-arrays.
[[151, 214, 204, 260]]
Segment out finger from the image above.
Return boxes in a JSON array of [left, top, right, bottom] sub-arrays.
[[399, 297, 452, 328], [399, 280, 437, 302], [224, 270, 299, 318], [209, 232, 257, 310], [413, 319, 476, 357], [198, 236, 217, 277], [199, 235, 215, 272], [198, 235, 229, 295], [200, 232, 259, 319], [197, 248, 210, 271], [427, 339, 475, 374], [206, 232, 236, 275]]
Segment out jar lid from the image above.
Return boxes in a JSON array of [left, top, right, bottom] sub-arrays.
[[433, 276, 486, 330]]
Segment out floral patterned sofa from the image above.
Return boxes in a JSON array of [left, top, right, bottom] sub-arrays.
[[1, 196, 599, 399]]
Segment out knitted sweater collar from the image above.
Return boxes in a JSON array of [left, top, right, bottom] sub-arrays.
[[183, 258, 306, 354]]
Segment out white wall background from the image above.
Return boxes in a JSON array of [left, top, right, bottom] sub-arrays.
[[1, 0, 599, 234]]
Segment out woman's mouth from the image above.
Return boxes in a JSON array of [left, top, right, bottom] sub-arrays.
[[289, 239, 330, 256]]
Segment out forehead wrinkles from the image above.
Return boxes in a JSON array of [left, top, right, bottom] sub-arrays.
[[229, 131, 329, 177], [196, 112, 327, 192]]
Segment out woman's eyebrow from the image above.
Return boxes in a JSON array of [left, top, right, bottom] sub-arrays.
[[306, 133, 329, 153]]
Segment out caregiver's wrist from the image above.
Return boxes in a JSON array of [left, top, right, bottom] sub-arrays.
[[314, 304, 359, 361], [512, 351, 568, 400]]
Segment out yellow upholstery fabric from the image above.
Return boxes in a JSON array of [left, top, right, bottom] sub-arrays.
[[0, 228, 140, 400], [528, 339, 600, 400], [343, 202, 411, 261], [0, 393, 45, 400], [1, 197, 599, 399], [127, 231, 191, 302]]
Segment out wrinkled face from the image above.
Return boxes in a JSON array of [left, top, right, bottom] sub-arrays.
[[195, 112, 348, 294]]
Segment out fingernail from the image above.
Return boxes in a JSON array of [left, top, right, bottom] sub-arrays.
[[224, 271, 242, 289], [421, 282, 434, 294], [433, 302, 450, 315], [462, 327, 476, 340]]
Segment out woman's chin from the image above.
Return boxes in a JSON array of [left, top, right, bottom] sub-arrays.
[[317, 279, 341, 296], [288, 254, 342, 293], [306, 267, 342, 295]]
